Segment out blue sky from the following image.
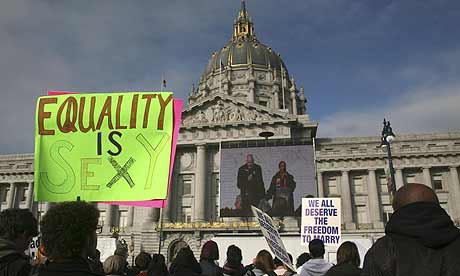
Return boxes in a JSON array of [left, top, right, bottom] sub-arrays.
[[1, 0, 460, 154]]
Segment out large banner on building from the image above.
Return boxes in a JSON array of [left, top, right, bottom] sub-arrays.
[[34, 92, 173, 202], [220, 144, 315, 217], [301, 198, 341, 246]]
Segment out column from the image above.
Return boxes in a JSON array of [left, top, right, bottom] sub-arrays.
[[423, 167, 433, 188], [194, 144, 207, 222], [290, 92, 297, 115], [26, 182, 34, 210], [340, 171, 355, 229], [317, 171, 324, 197], [367, 170, 383, 228], [127, 206, 135, 228], [449, 166, 460, 222], [395, 168, 404, 191], [273, 90, 279, 111], [104, 204, 114, 232], [6, 183, 16, 209]]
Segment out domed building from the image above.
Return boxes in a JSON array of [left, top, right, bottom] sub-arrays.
[[189, 0, 307, 116], [1, 0, 459, 266]]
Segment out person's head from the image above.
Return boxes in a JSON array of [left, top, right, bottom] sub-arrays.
[[254, 250, 274, 273], [114, 239, 129, 259], [173, 247, 201, 273], [135, 252, 152, 271], [392, 183, 439, 211], [336, 241, 360, 267], [309, 239, 325, 258], [0, 208, 38, 252], [246, 154, 254, 167], [226, 245, 242, 266], [296, 252, 311, 268], [278, 161, 286, 173], [273, 257, 283, 268], [200, 240, 219, 261], [103, 255, 127, 275], [148, 254, 168, 276], [40, 201, 99, 260]]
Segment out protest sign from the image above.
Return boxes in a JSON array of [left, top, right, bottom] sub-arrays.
[[106, 99, 183, 207], [252, 206, 296, 272], [28, 236, 40, 259], [301, 198, 341, 246], [35, 92, 173, 202], [97, 237, 117, 262]]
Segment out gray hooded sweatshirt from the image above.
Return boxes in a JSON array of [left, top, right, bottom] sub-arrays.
[[299, 258, 333, 276]]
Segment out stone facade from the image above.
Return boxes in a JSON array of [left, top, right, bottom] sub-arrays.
[[1, 1, 460, 264]]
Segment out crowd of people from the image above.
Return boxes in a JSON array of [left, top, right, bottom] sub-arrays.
[[1, 183, 460, 276]]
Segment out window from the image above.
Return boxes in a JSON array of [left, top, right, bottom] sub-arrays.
[[118, 210, 128, 228], [379, 176, 389, 193], [99, 210, 106, 227], [181, 176, 192, 196], [327, 177, 338, 195], [406, 174, 416, 184], [21, 186, 28, 202], [352, 176, 366, 194], [259, 100, 268, 107], [180, 207, 192, 223], [433, 174, 443, 190], [2, 187, 9, 203], [356, 205, 369, 224]]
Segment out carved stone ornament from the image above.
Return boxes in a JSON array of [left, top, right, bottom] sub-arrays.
[[183, 99, 272, 126]]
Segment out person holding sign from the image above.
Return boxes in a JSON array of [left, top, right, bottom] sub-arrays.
[[266, 161, 296, 217]]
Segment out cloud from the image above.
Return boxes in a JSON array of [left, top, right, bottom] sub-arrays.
[[318, 82, 460, 137]]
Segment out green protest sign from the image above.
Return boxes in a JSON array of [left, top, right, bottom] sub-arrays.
[[34, 92, 173, 202]]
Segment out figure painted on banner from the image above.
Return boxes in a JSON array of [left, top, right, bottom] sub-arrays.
[[237, 154, 266, 216], [266, 161, 296, 216]]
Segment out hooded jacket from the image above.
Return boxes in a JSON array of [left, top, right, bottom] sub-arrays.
[[299, 259, 333, 276], [0, 238, 31, 276], [361, 201, 460, 276]]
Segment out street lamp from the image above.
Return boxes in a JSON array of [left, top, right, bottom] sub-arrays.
[[381, 119, 396, 196]]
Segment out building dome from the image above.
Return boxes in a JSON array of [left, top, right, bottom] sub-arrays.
[[203, 39, 285, 77], [190, 0, 307, 116]]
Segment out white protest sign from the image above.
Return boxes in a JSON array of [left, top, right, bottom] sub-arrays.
[[28, 236, 40, 259], [251, 206, 296, 272], [301, 198, 341, 246], [97, 237, 117, 262]]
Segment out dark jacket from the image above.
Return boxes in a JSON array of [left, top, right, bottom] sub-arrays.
[[170, 248, 202, 276], [324, 263, 361, 276], [361, 202, 460, 276], [237, 163, 265, 214], [222, 263, 245, 276], [200, 260, 223, 276], [36, 258, 102, 276], [266, 171, 296, 216], [0, 238, 31, 276]]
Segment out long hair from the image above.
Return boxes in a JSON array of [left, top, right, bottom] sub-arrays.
[[336, 241, 360, 267], [147, 254, 169, 276], [200, 240, 219, 261], [254, 250, 274, 273]]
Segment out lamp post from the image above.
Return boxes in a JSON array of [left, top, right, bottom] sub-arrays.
[[381, 119, 396, 196]]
